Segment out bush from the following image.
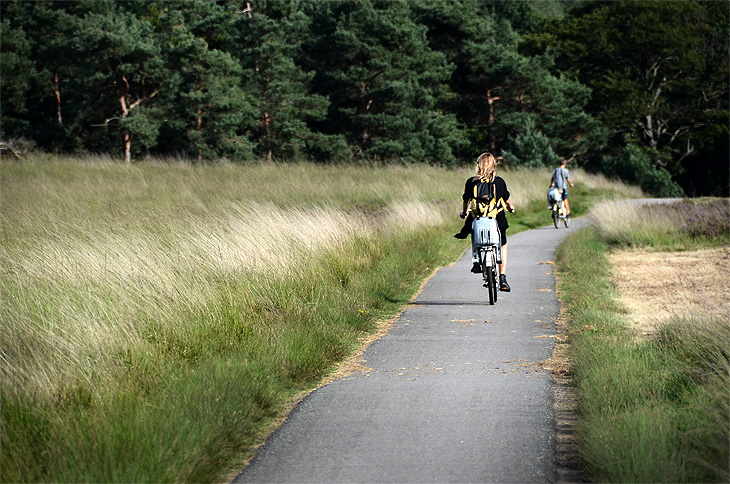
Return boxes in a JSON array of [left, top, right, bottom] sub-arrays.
[[602, 142, 684, 197]]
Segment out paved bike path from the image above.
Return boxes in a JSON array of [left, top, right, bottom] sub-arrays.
[[234, 219, 586, 483]]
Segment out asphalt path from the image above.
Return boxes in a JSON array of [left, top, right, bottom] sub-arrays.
[[234, 217, 589, 484]]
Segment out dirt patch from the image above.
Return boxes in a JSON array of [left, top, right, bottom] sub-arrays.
[[609, 246, 730, 335]]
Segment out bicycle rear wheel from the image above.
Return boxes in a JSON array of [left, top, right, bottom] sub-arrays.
[[481, 248, 497, 305], [552, 209, 559, 228]]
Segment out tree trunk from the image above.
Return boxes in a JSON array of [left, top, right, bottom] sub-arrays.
[[50, 73, 62, 125], [113, 75, 160, 164], [264, 73, 272, 162], [118, 91, 131, 165], [124, 132, 132, 165], [197, 103, 203, 163], [486, 87, 502, 153], [262, 110, 272, 162]]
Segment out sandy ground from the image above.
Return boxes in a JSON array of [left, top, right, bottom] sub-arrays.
[[609, 246, 730, 334]]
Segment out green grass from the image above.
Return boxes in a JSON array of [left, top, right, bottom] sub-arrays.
[[555, 199, 730, 483], [0, 155, 641, 483]]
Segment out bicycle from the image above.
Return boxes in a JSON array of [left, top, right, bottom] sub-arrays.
[[465, 211, 511, 305], [547, 187, 570, 229]]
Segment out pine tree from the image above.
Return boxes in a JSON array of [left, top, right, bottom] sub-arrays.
[[236, 0, 341, 162], [414, 0, 600, 163], [62, 0, 169, 162], [0, 0, 79, 149], [540, 0, 729, 194], [152, 3, 256, 161], [501, 116, 560, 167], [306, 0, 465, 163]]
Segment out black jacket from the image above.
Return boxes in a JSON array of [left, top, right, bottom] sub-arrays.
[[462, 175, 510, 232]]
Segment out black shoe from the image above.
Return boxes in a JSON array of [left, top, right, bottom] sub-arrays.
[[499, 274, 511, 292], [454, 232, 469, 239], [471, 262, 481, 273]]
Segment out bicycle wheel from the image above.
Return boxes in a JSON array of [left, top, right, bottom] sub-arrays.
[[480, 249, 495, 305], [486, 267, 496, 305], [487, 249, 498, 305], [552, 209, 559, 228], [563, 214, 570, 227]]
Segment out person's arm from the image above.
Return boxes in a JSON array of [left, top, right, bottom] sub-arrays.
[[460, 178, 471, 217], [460, 200, 468, 218], [505, 197, 515, 212]]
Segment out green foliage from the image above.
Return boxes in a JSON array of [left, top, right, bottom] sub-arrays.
[[305, 0, 466, 163], [237, 0, 342, 162], [413, 1, 598, 161], [532, 0, 730, 196], [602, 140, 684, 197], [501, 116, 560, 167], [1, 0, 725, 194], [156, 4, 256, 161]]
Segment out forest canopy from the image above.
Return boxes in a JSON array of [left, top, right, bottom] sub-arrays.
[[1, 0, 728, 196]]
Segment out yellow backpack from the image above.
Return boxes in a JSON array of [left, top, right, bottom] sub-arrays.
[[468, 178, 501, 218]]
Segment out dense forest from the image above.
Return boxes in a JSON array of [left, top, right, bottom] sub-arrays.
[[1, 0, 728, 196]]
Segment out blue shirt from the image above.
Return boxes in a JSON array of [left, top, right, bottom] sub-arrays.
[[552, 167, 570, 190]]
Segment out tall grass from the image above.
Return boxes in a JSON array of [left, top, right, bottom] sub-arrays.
[[591, 198, 730, 248], [1, 156, 469, 483], [556, 199, 730, 483], [0, 156, 644, 482]]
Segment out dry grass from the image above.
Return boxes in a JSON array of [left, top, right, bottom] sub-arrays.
[[609, 247, 730, 335], [0, 158, 454, 406], [591, 198, 730, 246]]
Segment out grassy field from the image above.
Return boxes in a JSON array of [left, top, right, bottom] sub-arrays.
[[1, 155, 640, 483], [556, 198, 730, 483]]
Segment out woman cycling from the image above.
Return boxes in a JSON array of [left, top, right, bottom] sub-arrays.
[[454, 152, 515, 292]]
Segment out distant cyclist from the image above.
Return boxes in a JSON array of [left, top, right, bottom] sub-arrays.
[[454, 152, 515, 292], [550, 157, 574, 218]]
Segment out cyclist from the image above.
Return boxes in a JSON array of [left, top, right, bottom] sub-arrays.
[[550, 157, 574, 218], [454, 152, 515, 292]]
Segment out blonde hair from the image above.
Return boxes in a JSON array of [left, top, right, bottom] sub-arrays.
[[475, 152, 497, 182]]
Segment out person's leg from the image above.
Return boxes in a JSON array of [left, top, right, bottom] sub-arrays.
[[454, 215, 473, 239], [498, 245, 507, 275], [470, 218, 481, 273], [498, 231, 511, 291], [564, 197, 571, 216]]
